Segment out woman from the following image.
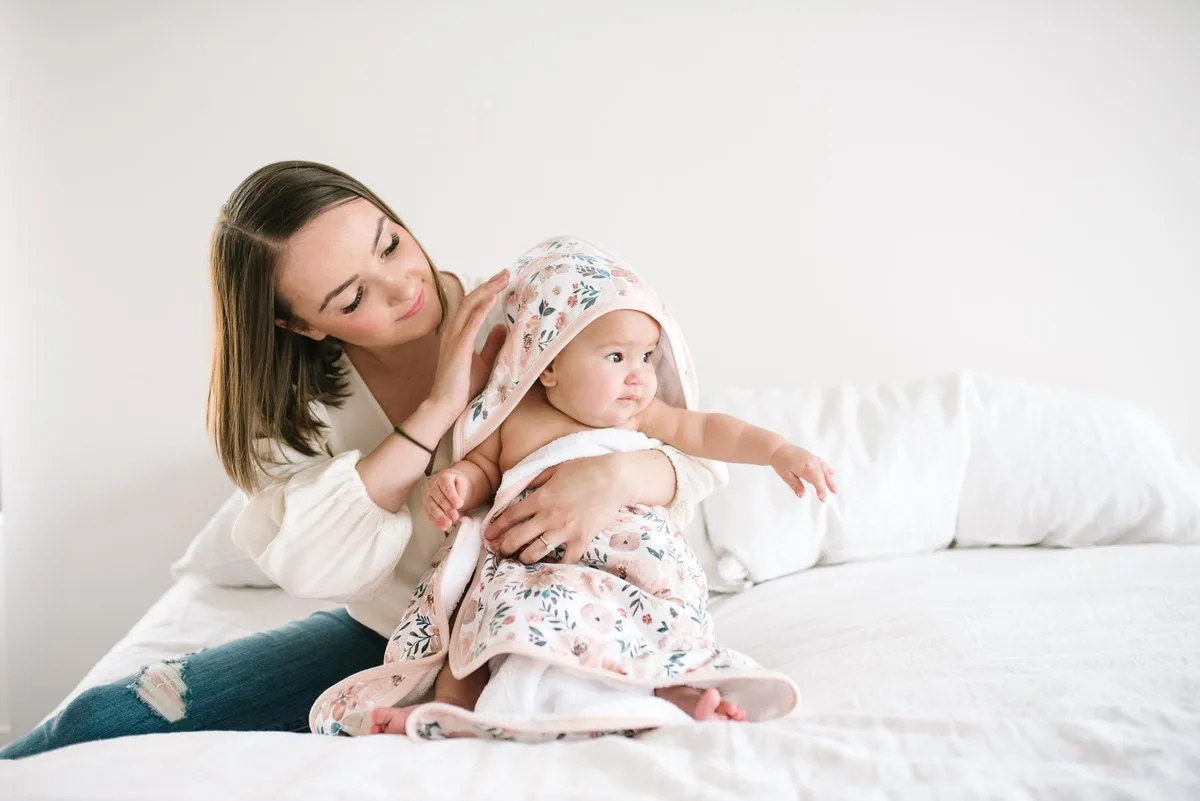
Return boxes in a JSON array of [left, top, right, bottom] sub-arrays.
[[1, 161, 724, 758]]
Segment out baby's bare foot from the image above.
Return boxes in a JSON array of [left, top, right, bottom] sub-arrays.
[[655, 686, 747, 722], [369, 705, 417, 735], [369, 695, 476, 735]]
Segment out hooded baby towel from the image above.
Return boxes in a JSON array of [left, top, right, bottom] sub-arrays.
[[309, 236, 798, 741]]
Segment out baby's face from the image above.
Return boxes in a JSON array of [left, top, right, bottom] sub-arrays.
[[541, 310, 660, 427]]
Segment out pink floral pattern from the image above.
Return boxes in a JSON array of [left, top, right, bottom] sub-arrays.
[[448, 488, 746, 685]]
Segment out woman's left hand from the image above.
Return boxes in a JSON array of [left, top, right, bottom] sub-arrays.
[[484, 454, 625, 565]]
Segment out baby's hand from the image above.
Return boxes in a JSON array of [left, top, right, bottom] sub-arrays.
[[425, 468, 470, 531], [770, 443, 837, 502]]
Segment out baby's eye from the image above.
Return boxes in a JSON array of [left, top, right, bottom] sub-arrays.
[[642, 351, 654, 363], [606, 353, 623, 363]]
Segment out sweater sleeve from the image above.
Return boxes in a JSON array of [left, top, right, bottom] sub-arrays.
[[232, 274, 508, 604], [231, 425, 414, 605], [657, 446, 729, 529]]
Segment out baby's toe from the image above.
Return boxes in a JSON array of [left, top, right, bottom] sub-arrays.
[[715, 700, 747, 722]]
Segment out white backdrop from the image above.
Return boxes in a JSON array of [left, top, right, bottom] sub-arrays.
[[1, 0, 1197, 740]]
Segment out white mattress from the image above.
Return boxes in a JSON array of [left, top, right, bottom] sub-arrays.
[[7, 545, 1200, 800]]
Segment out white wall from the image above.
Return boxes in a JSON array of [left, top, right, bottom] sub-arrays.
[[2, 0, 1197, 738], [1, 2, 20, 743]]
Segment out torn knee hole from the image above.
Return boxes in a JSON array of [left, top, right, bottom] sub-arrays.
[[131, 659, 189, 723]]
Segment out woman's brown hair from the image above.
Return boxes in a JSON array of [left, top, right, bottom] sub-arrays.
[[208, 160, 449, 491]]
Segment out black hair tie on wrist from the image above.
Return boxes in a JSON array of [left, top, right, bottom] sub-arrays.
[[394, 426, 436, 476]]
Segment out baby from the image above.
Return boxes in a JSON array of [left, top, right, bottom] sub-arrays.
[[370, 307, 835, 734]]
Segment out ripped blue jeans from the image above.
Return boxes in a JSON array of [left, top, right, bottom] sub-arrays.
[[0, 608, 386, 759]]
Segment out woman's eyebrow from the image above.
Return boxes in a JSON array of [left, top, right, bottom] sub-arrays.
[[319, 275, 359, 312]]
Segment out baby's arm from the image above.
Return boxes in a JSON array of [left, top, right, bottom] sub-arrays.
[[638, 399, 782, 465], [637, 399, 837, 501], [425, 431, 503, 531]]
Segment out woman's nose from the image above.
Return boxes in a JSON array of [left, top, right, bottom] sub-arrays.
[[381, 270, 417, 305]]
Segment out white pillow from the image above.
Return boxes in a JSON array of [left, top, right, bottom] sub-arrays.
[[702, 374, 972, 586], [955, 375, 1200, 548], [701, 374, 1200, 586], [171, 489, 277, 587]]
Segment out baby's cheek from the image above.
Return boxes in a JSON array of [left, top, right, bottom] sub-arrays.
[[581, 378, 613, 408]]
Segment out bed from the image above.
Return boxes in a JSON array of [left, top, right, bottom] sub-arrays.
[[6, 545, 1199, 800], [5, 375, 1200, 799]]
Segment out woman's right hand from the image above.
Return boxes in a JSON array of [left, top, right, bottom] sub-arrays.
[[429, 269, 509, 415]]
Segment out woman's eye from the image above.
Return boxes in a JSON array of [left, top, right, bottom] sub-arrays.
[[342, 286, 364, 314], [606, 353, 623, 363], [382, 233, 399, 258]]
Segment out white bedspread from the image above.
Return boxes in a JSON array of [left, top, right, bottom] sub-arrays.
[[6, 545, 1199, 800]]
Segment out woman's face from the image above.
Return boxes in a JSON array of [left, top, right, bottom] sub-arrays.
[[274, 198, 441, 348]]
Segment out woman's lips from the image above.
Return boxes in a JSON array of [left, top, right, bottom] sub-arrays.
[[398, 289, 426, 320]]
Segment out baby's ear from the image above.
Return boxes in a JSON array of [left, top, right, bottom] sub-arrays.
[[539, 362, 558, 388]]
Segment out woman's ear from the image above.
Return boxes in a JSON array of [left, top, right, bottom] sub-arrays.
[[539, 362, 558, 388], [274, 318, 327, 342]]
